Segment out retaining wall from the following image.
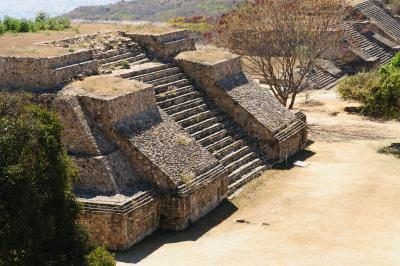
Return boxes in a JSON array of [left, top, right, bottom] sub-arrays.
[[0, 50, 98, 90]]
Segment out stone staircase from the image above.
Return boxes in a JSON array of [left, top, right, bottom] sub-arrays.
[[342, 23, 393, 64], [117, 62, 270, 194], [308, 67, 340, 89], [355, 0, 400, 42], [94, 42, 150, 71]]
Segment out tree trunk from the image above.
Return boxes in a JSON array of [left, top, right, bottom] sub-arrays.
[[288, 92, 297, 109]]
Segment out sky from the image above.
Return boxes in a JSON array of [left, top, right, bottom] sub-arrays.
[[0, 0, 121, 19]]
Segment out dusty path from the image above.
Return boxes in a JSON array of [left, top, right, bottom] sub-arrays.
[[117, 90, 400, 266]]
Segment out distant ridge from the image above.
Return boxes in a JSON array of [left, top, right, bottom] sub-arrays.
[[65, 0, 242, 22]]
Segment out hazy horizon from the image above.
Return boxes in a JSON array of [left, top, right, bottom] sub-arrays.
[[0, 0, 122, 19]]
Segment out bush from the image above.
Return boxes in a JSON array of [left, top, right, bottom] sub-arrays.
[[0, 22, 5, 35], [3, 16, 21, 32], [0, 12, 71, 35], [338, 53, 400, 119], [86, 247, 116, 266], [0, 93, 89, 265]]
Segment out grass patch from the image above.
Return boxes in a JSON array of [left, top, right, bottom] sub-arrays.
[[181, 172, 196, 184], [175, 134, 192, 146]]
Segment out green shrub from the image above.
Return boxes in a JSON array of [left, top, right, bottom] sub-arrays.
[[19, 19, 31, 33], [0, 22, 5, 35], [338, 53, 400, 119], [0, 12, 70, 35], [3, 16, 21, 32], [120, 60, 131, 69], [0, 93, 89, 265], [86, 247, 116, 266]]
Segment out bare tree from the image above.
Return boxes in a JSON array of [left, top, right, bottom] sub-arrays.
[[211, 0, 350, 109]]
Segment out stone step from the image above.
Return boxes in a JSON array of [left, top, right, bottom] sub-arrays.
[[213, 139, 246, 159], [120, 63, 170, 79], [191, 122, 228, 140], [225, 150, 257, 172], [148, 73, 187, 87], [130, 58, 151, 66], [184, 115, 226, 135], [130, 67, 182, 83], [228, 165, 267, 195], [220, 145, 252, 165], [156, 86, 196, 102], [94, 48, 133, 60], [179, 109, 220, 128], [163, 98, 205, 115], [206, 136, 236, 153], [172, 103, 210, 121], [157, 91, 201, 109], [228, 158, 263, 184], [197, 127, 232, 146], [98, 51, 140, 65], [154, 79, 192, 94], [102, 54, 147, 68]]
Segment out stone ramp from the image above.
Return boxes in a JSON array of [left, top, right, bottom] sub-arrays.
[[118, 62, 269, 194], [355, 0, 400, 42]]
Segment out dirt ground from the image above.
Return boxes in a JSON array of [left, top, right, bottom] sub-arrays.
[[117, 89, 400, 266]]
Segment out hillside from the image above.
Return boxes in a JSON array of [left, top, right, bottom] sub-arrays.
[[65, 0, 241, 21]]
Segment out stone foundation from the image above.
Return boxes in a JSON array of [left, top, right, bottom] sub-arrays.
[[79, 192, 160, 251]]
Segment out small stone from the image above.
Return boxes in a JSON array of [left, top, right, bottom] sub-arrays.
[[77, 74, 85, 81], [262, 222, 270, 226], [236, 219, 246, 223]]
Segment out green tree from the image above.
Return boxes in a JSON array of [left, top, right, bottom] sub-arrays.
[[338, 53, 400, 119], [0, 93, 89, 266]]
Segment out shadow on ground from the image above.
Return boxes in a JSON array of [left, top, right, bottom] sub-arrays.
[[273, 140, 316, 170], [117, 200, 238, 264], [378, 142, 400, 158]]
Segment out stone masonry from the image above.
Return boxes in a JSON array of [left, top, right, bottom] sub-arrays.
[[2, 29, 307, 250]]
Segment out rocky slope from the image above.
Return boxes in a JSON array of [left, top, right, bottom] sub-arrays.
[[65, 0, 241, 21]]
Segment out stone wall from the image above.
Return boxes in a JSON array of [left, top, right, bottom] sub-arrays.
[[0, 50, 98, 90], [159, 174, 227, 230], [126, 30, 195, 60], [79, 192, 160, 251], [51, 95, 105, 156], [78, 83, 155, 132]]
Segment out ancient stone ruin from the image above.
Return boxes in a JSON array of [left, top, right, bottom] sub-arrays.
[[1, 0, 399, 251], [0, 28, 308, 250], [307, 0, 400, 89]]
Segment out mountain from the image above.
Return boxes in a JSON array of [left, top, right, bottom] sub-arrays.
[[65, 0, 241, 22]]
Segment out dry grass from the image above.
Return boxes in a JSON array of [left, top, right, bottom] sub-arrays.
[[71, 76, 147, 97], [125, 23, 178, 35], [175, 134, 192, 146], [177, 49, 238, 65], [180, 171, 196, 184]]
